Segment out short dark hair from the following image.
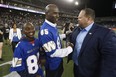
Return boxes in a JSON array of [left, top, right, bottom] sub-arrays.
[[23, 22, 34, 31], [82, 8, 95, 20]]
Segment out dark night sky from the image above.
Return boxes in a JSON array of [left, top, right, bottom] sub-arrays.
[[52, 0, 116, 17], [86, 0, 115, 17], [74, 0, 116, 17]]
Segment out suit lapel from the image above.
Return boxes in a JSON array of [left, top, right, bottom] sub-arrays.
[[70, 27, 79, 45], [72, 27, 81, 46], [79, 24, 99, 56]]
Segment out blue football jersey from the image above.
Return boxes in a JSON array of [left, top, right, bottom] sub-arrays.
[[10, 38, 43, 76], [38, 21, 62, 70]]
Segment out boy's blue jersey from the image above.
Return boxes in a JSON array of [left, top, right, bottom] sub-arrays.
[[10, 38, 43, 76], [38, 21, 62, 70]]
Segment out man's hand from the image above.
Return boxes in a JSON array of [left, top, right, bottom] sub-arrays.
[[66, 31, 72, 35], [67, 42, 74, 48]]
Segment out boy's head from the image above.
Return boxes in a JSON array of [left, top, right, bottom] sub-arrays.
[[23, 22, 35, 40]]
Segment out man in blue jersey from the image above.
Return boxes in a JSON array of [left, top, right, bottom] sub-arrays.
[[38, 4, 73, 77], [10, 22, 43, 77]]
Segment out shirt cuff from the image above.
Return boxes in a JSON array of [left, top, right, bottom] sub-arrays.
[[50, 46, 73, 58]]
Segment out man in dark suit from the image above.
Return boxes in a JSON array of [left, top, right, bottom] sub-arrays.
[[69, 8, 116, 77]]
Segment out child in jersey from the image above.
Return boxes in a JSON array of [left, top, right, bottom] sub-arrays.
[[10, 22, 44, 77]]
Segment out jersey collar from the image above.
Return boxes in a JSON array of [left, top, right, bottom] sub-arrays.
[[45, 19, 57, 27]]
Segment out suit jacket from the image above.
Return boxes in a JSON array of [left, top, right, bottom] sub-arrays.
[[69, 23, 116, 77]]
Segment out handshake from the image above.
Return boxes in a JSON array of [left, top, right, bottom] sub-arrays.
[[67, 42, 74, 48]]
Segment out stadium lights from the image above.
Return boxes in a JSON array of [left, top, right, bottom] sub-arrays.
[[65, 0, 79, 6], [75, 1, 79, 5], [67, 0, 74, 2]]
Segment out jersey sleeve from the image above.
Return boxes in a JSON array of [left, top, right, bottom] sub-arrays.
[[10, 42, 25, 72], [40, 28, 73, 58]]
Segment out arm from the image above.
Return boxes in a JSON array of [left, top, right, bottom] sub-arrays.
[[100, 30, 116, 77], [59, 30, 73, 41], [40, 29, 73, 57], [62, 27, 65, 34], [9, 29, 12, 44], [17, 28, 22, 40], [10, 42, 24, 72], [59, 34, 66, 40], [50, 46, 73, 57]]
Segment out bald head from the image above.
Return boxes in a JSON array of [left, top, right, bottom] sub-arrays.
[[45, 4, 59, 13], [45, 4, 59, 23]]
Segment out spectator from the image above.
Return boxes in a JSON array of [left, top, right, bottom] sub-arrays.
[[0, 24, 4, 61], [3, 23, 10, 45], [62, 22, 74, 46], [9, 22, 22, 52]]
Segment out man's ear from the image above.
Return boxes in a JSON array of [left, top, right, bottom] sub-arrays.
[[46, 12, 50, 16]]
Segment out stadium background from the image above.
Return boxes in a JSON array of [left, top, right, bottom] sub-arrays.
[[0, 0, 116, 77]]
